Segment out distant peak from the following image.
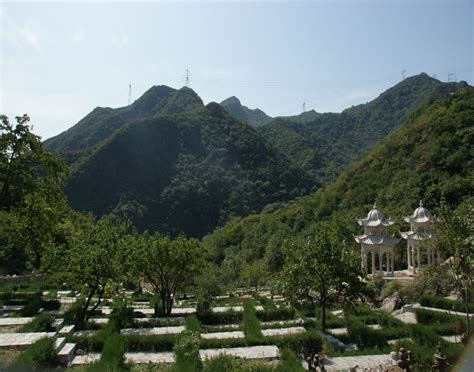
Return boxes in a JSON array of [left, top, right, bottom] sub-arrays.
[[220, 96, 242, 106]]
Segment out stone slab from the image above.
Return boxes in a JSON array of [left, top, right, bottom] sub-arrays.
[[2, 305, 24, 311], [199, 345, 280, 360], [261, 327, 306, 337], [394, 312, 417, 324], [57, 342, 76, 364], [125, 352, 175, 364], [328, 328, 347, 336], [442, 335, 462, 344], [201, 331, 245, 340], [0, 317, 33, 326], [58, 325, 75, 335], [121, 326, 185, 336], [261, 318, 304, 328], [323, 354, 391, 371], [70, 353, 101, 365], [0, 332, 56, 347]]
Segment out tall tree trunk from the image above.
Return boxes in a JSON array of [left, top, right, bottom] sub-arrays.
[[320, 278, 327, 333]]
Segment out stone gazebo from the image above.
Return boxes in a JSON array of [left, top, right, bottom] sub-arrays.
[[355, 203, 399, 276], [401, 200, 436, 273]]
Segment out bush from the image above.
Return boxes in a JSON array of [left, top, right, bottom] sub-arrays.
[[89, 334, 125, 371], [63, 298, 85, 327], [109, 301, 135, 331], [243, 299, 263, 343], [123, 334, 178, 352], [173, 331, 201, 372], [256, 305, 295, 322], [419, 294, 474, 313], [276, 348, 305, 372], [18, 292, 42, 316], [41, 299, 61, 310], [197, 310, 242, 325], [14, 337, 57, 369], [415, 308, 463, 325], [202, 355, 239, 372], [19, 314, 55, 333], [346, 317, 387, 349], [185, 315, 202, 333]]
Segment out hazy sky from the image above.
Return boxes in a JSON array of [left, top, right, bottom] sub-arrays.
[[1, 0, 472, 140]]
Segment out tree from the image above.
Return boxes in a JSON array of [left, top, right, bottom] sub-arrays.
[[242, 259, 266, 292], [281, 219, 367, 332], [131, 233, 206, 316], [41, 215, 130, 328], [433, 200, 473, 342], [0, 114, 67, 269]]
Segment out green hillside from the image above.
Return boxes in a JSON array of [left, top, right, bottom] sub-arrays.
[[204, 88, 473, 273], [257, 73, 468, 185], [64, 103, 315, 238]]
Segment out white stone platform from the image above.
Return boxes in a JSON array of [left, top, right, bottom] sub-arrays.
[[261, 327, 306, 337], [199, 345, 279, 360], [0, 317, 33, 326], [121, 326, 185, 336], [125, 351, 175, 364], [201, 331, 245, 340], [0, 332, 56, 347], [323, 354, 391, 371], [70, 353, 101, 365]]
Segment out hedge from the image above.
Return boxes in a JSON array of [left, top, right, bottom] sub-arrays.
[[243, 299, 263, 343], [345, 317, 387, 349], [419, 294, 474, 313], [415, 308, 464, 325], [13, 337, 57, 369], [19, 314, 55, 333]]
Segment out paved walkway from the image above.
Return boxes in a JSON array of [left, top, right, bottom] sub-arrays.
[[199, 345, 279, 360], [0, 332, 57, 347], [201, 331, 244, 340], [323, 354, 391, 371], [261, 327, 306, 337], [125, 352, 175, 364]]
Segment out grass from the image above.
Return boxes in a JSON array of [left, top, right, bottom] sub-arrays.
[[18, 314, 55, 333], [13, 337, 57, 369]]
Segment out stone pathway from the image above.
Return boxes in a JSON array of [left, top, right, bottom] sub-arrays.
[[121, 326, 185, 336], [323, 354, 391, 371], [0, 332, 56, 347]]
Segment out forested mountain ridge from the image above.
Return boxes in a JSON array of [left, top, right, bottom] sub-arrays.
[[257, 73, 469, 185], [204, 88, 473, 275], [220, 96, 272, 127], [43, 85, 203, 154], [64, 102, 316, 238]]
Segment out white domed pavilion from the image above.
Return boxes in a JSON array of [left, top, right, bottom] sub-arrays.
[[355, 203, 400, 276], [401, 200, 436, 273]]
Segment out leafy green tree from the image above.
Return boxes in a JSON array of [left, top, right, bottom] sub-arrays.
[[242, 259, 267, 292], [0, 114, 67, 269], [131, 233, 206, 316], [281, 220, 367, 332], [42, 216, 130, 328], [433, 200, 473, 342]]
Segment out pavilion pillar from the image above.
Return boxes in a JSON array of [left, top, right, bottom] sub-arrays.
[[417, 246, 421, 271], [378, 252, 382, 273], [371, 252, 375, 274], [407, 245, 411, 268], [391, 253, 395, 276]]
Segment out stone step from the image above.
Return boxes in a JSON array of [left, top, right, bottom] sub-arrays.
[[70, 353, 101, 365], [57, 342, 76, 365], [54, 337, 66, 353], [0, 332, 56, 348], [58, 324, 75, 335]]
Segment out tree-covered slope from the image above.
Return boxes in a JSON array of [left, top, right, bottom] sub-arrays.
[[257, 73, 469, 185], [64, 103, 315, 238], [43, 86, 202, 154], [220, 96, 272, 126], [204, 88, 473, 271]]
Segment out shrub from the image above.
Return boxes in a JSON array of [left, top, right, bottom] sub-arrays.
[[18, 292, 42, 316], [185, 315, 201, 333], [109, 301, 135, 331], [243, 299, 263, 343], [123, 334, 178, 352], [202, 355, 239, 372], [197, 310, 242, 325], [14, 337, 57, 369], [346, 317, 387, 349], [256, 305, 295, 322], [63, 298, 85, 327], [19, 314, 55, 333], [419, 294, 474, 313], [173, 331, 201, 372], [276, 348, 305, 372], [41, 299, 61, 311]]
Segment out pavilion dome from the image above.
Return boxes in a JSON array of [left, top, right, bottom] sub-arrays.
[[413, 200, 431, 219], [367, 202, 384, 221]]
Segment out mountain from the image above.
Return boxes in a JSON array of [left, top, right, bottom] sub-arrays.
[[220, 96, 272, 126], [204, 88, 474, 271], [257, 73, 469, 185], [44, 86, 202, 154], [63, 101, 315, 238]]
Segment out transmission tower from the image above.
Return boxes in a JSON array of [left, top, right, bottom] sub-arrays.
[[128, 84, 132, 106], [184, 69, 191, 87], [401, 69, 406, 79], [448, 72, 457, 82], [303, 102, 306, 112]]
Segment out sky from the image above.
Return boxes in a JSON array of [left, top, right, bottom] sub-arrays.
[[0, 0, 472, 140]]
